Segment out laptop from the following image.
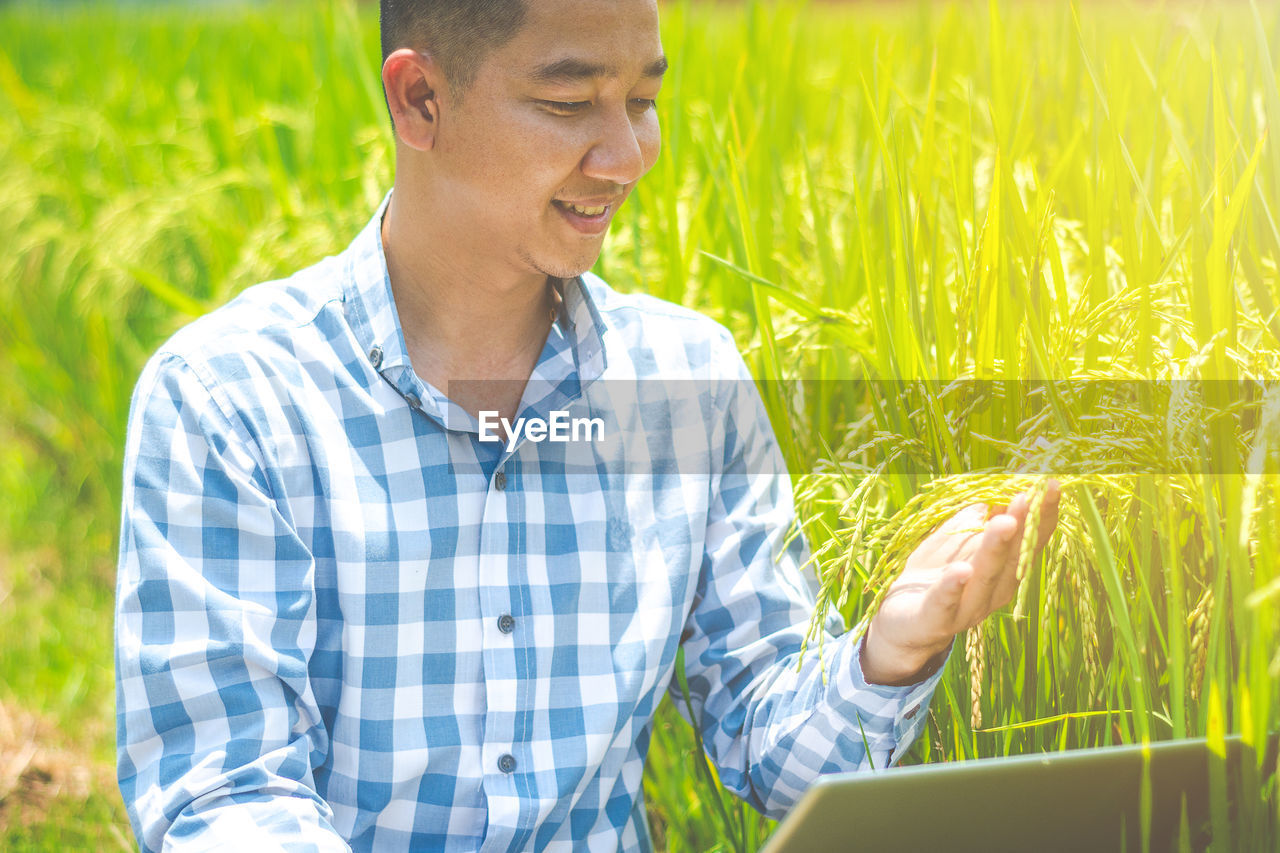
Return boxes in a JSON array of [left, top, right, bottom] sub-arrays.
[[760, 735, 1278, 852]]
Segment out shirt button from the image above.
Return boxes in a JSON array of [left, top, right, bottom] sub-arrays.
[[406, 393, 421, 410], [368, 346, 383, 368], [497, 613, 515, 634], [494, 470, 507, 491], [498, 753, 517, 774]]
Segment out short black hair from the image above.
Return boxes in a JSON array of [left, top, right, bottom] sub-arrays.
[[380, 0, 528, 100]]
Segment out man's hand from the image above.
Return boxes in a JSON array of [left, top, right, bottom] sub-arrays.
[[860, 481, 1062, 685]]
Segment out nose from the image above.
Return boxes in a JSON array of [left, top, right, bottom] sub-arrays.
[[580, 105, 651, 187]]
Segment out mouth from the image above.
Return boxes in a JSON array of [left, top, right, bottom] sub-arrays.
[[552, 198, 617, 235]]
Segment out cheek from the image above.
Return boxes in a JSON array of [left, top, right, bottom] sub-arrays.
[[454, 109, 559, 184], [506, 123, 595, 195]]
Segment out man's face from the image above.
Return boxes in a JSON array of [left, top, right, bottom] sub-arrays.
[[428, 0, 665, 282]]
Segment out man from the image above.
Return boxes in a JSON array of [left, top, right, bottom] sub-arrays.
[[115, 0, 1060, 850]]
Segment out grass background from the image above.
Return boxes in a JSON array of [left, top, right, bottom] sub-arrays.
[[2, 0, 1280, 849]]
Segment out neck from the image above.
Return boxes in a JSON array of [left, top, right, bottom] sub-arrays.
[[380, 186, 560, 389]]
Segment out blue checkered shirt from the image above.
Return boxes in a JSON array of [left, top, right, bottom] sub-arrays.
[[115, 192, 945, 852]]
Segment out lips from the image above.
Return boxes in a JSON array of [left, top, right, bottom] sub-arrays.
[[552, 198, 619, 235]]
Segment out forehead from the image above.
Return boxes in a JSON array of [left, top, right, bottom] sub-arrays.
[[497, 0, 664, 80]]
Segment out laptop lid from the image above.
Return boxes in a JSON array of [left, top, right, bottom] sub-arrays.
[[760, 736, 1277, 853]]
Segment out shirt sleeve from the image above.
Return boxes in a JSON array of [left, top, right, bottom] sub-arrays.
[[672, 333, 951, 820], [115, 351, 349, 853]]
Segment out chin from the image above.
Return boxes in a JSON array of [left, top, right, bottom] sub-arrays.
[[529, 250, 603, 281]]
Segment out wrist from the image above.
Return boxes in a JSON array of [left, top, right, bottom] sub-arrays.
[[860, 623, 951, 686]]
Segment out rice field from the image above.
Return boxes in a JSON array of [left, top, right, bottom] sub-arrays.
[[2, 0, 1279, 849]]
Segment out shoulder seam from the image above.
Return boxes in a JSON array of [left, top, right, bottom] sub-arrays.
[[148, 351, 278, 495]]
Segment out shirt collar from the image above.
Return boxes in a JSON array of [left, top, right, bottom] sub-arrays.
[[341, 189, 609, 394]]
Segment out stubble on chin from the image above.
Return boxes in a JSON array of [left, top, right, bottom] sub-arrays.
[[519, 244, 604, 282]]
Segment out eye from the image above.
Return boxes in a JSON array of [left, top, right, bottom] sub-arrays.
[[629, 98, 658, 112], [542, 100, 590, 115]]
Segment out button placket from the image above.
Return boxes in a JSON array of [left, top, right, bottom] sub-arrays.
[[477, 459, 519, 809]]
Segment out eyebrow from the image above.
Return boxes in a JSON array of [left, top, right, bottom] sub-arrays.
[[529, 55, 668, 86]]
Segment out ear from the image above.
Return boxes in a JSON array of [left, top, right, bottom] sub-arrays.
[[382, 48, 444, 151]]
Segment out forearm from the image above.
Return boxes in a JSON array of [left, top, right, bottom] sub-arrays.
[[685, 626, 950, 819], [123, 766, 349, 853], [117, 574, 346, 853]]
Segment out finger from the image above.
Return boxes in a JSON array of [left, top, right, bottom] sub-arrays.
[[956, 514, 1018, 626], [1002, 482, 1064, 591], [919, 560, 973, 628], [1033, 480, 1062, 553], [994, 516, 1025, 605], [994, 494, 1030, 600], [1004, 491, 1030, 525], [926, 561, 974, 635], [1006, 482, 1063, 556], [942, 503, 989, 534], [911, 504, 987, 569]]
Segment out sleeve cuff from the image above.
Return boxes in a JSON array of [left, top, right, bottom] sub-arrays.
[[833, 633, 953, 766]]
